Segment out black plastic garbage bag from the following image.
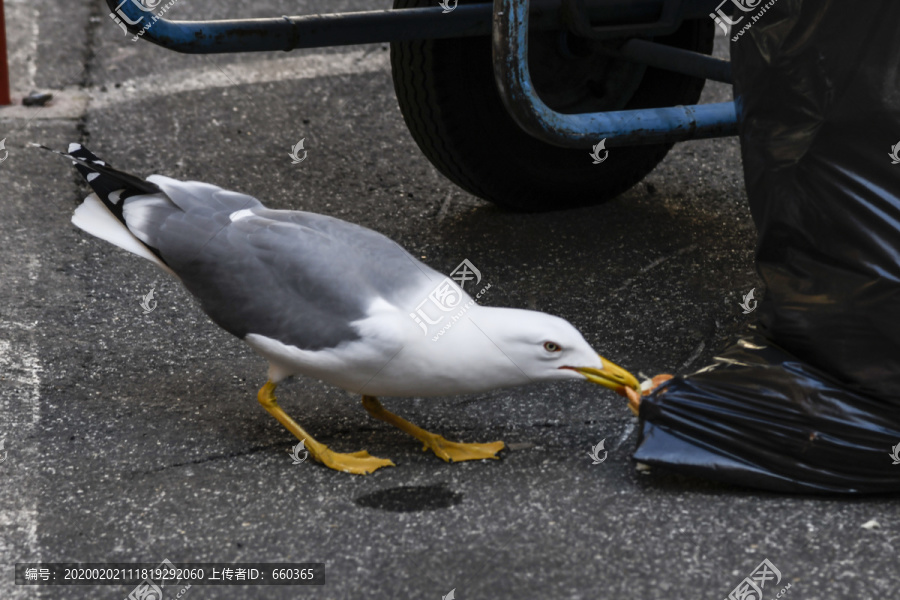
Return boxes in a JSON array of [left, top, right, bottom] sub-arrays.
[[633, 0, 900, 493]]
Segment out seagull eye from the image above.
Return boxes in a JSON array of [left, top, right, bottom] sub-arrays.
[[543, 341, 562, 353]]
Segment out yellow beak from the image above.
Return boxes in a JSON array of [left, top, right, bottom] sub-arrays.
[[564, 356, 640, 396]]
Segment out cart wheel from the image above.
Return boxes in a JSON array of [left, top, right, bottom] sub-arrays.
[[390, 1, 714, 211]]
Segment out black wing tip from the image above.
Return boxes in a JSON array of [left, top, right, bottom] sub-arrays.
[[31, 141, 162, 196], [30, 141, 106, 168]]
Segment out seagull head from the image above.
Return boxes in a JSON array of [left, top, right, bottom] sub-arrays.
[[461, 307, 640, 395]]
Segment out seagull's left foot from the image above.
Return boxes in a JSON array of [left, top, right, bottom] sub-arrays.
[[257, 381, 394, 475], [361, 396, 504, 463]]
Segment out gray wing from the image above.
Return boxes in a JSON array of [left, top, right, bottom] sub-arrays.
[[136, 181, 441, 351]]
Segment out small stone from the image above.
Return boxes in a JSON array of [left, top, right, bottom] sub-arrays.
[[22, 91, 53, 107]]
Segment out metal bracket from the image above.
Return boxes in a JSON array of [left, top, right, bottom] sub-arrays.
[[615, 38, 732, 84], [492, 0, 737, 148]]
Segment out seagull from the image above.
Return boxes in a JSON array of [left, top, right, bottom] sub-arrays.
[[42, 143, 640, 474]]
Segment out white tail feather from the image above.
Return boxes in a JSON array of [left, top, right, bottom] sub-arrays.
[[72, 193, 178, 278]]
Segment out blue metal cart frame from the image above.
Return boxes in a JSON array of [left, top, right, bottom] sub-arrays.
[[105, 0, 737, 149]]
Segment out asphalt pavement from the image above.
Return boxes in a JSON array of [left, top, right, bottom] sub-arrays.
[[0, 1, 897, 599]]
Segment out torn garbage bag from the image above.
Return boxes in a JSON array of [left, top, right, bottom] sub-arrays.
[[633, 0, 900, 494]]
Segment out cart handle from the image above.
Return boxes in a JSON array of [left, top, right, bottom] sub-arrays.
[[104, 0, 694, 54]]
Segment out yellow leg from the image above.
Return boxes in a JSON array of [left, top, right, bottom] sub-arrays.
[[361, 396, 504, 463], [257, 381, 394, 475]]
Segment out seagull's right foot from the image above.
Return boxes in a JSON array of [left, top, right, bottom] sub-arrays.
[[361, 395, 505, 464], [417, 434, 505, 463]]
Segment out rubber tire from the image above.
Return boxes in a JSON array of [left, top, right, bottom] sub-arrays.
[[390, 1, 715, 211]]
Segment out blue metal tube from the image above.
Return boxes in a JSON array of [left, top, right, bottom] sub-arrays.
[[492, 0, 738, 148], [105, 1, 495, 53], [104, 0, 669, 54]]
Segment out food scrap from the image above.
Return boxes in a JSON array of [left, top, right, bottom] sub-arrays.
[[625, 374, 674, 416]]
